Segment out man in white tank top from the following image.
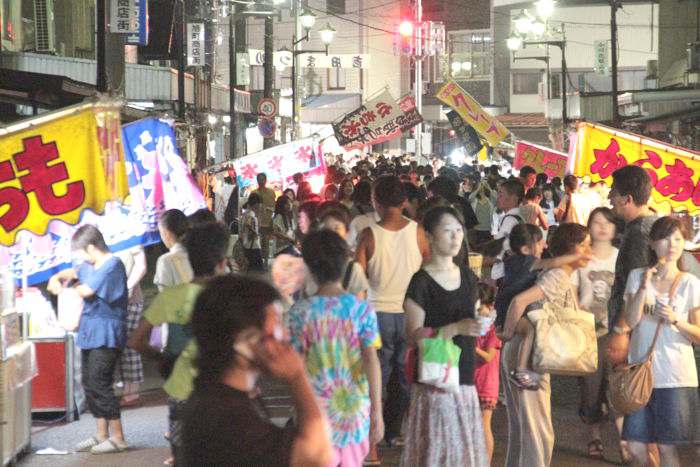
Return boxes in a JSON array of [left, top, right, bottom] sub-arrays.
[[356, 175, 429, 445]]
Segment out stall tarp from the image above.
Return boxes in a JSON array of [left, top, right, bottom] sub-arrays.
[[436, 80, 509, 147], [514, 141, 568, 179], [573, 122, 700, 215], [0, 106, 129, 246], [332, 91, 423, 150], [233, 139, 326, 192], [0, 118, 205, 285]]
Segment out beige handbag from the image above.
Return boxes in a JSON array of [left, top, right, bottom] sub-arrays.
[[528, 286, 598, 376], [608, 273, 684, 415]]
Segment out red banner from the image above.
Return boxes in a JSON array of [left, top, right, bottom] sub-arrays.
[[514, 141, 568, 179]]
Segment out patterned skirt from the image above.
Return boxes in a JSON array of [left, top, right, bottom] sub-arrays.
[[116, 300, 144, 384], [401, 384, 488, 467]]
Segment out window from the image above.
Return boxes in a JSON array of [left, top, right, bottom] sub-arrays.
[[327, 68, 346, 90], [513, 73, 541, 95], [448, 30, 493, 80], [326, 0, 345, 14]]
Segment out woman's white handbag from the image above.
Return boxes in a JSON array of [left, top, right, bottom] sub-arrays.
[[57, 287, 84, 332]]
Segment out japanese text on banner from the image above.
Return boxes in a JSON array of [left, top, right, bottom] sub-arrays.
[[436, 80, 509, 147], [514, 141, 568, 179], [0, 108, 129, 245], [332, 92, 423, 149], [573, 122, 700, 215]]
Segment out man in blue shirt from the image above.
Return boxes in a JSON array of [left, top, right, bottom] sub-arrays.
[[48, 225, 129, 454]]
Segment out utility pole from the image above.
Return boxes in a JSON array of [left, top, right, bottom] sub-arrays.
[[96, 0, 107, 92], [263, 16, 275, 148], [177, 0, 186, 120], [414, 0, 423, 163], [229, 10, 237, 159], [292, 1, 302, 140], [610, 0, 621, 126]]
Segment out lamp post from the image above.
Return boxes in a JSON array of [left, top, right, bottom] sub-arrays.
[[290, 11, 335, 140], [228, 1, 277, 159], [507, 1, 568, 125]]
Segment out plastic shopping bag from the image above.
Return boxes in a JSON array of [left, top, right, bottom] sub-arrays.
[[417, 331, 462, 393]]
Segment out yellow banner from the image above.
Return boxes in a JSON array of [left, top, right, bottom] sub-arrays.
[[436, 80, 509, 147], [573, 122, 700, 215], [0, 107, 128, 245]]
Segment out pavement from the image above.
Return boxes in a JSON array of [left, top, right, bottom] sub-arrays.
[[19, 346, 700, 466]]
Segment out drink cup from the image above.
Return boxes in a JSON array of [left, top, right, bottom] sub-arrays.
[[655, 295, 670, 315]]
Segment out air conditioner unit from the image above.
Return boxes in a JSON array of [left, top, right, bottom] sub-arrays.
[[34, 0, 56, 53]]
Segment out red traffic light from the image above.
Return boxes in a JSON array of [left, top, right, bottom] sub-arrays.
[[399, 21, 413, 37]]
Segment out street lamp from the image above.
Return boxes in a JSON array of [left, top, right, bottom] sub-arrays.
[[299, 9, 316, 31], [319, 23, 336, 49], [531, 19, 546, 37], [535, 0, 556, 21], [513, 10, 533, 35], [506, 34, 523, 51]]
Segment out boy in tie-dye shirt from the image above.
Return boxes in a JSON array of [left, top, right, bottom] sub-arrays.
[[287, 230, 383, 467]]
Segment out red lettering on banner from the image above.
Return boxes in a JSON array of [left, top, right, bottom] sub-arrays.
[[341, 120, 361, 137], [590, 139, 628, 179], [632, 150, 663, 185], [656, 159, 695, 202], [14, 136, 86, 216], [295, 145, 313, 163], [359, 111, 376, 126], [376, 102, 392, 118], [486, 122, 501, 136], [0, 161, 29, 232]]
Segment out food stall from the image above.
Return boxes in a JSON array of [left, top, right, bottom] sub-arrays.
[[0, 110, 205, 454]]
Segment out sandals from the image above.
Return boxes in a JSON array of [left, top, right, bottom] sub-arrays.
[[508, 369, 542, 390], [75, 437, 102, 452], [90, 438, 128, 454], [587, 439, 604, 460]]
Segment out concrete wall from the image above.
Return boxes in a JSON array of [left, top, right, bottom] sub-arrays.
[[658, 0, 698, 87]]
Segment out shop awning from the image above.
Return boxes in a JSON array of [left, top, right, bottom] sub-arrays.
[[301, 93, 362, 124], [0, 69, 96, 109]]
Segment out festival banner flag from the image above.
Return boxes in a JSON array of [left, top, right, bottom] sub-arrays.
[[332, 91, 423, 149], [0, 118, 205, 285], [447, 110, 483, 156], [573, 122, 700, 215], [436, 80, 509, 147], [0, 106, 129, 246], [233, 138, 326, 193], [514, 141, 568, 179]]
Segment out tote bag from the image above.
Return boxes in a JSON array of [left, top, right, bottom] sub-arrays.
[[528, 286, 598, 376]]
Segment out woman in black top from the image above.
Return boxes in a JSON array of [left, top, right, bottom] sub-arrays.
[[402, 206, 488, 467]]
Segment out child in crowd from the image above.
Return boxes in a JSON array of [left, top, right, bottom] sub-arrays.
[[474, 282, 501, 465], [502, 224, 592, 390]]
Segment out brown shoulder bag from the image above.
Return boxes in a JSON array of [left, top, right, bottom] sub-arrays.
[[608, 272, 684, 415]]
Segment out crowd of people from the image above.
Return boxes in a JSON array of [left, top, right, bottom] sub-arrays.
[[45, 153, 700, 466]]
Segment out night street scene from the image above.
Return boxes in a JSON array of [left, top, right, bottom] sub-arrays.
[[0, 0, 699, 466]]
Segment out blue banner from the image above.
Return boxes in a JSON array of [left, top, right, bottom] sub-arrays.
[[0, 118, 204, 285]]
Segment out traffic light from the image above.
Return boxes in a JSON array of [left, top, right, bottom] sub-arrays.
[[394, 21, 415, 56], [399, 21, 413, 37]]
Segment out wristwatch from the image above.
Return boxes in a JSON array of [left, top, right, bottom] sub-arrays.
[[612, 326, 630, 335]]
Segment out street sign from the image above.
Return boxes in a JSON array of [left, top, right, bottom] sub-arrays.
[[594, 40, 609, 76], [257, 98, 277, 118], [258, 118, 276, 139]]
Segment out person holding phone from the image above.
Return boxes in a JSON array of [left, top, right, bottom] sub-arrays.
[[183, 275, 332, 467]]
